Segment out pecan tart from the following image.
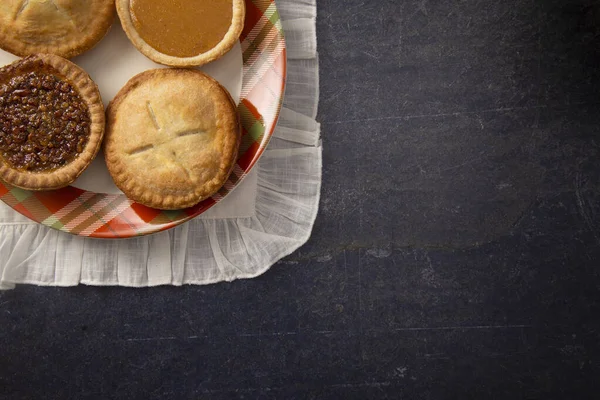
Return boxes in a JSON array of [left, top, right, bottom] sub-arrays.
[[0, 0, 116, 58], [105, 69, 241, 210], [116, 0, 245, 67], [0, 54, 105, 190]]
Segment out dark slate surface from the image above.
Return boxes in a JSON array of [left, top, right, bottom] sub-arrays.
[[2, 0, 600, 398]]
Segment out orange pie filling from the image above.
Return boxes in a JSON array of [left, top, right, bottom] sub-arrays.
[[130, 0, 234, 58]]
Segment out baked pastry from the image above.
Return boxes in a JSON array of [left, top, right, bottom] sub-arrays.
[[116, 0, 245, 67], [0, 54, 105, 190], [0, 0, 116, 58], [105, 69, 241, 209]]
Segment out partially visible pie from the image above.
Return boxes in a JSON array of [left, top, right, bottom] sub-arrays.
[[116, 0, 245, 67], [0, 54, 105, 190], [0, 0, 116, 58], [104, 69, 241, 210]]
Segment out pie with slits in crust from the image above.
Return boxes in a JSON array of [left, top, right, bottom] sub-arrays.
[[0, 0, 116, 58], [116, 0, 245, 67], [104, 69, 241, 210], [0, 53, 105, 190]]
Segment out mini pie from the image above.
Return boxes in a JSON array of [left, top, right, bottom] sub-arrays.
[[0, 54, 105, 190], [105, 69, 241, 210], [116, 0, 245, 67], [0, 0, 116, 59]]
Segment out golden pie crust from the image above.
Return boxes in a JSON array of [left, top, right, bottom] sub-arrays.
[[105, 69, 241, 210], [116, 0, 245, 67], [0, 54, 105, 190], [0, 0, 116, 59]]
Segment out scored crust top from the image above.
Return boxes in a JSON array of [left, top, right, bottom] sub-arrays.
[[116, 0, 245, 67], [104, 69, 241, 210], [0, 0, 116, 59], [0, 53, 105, 190]]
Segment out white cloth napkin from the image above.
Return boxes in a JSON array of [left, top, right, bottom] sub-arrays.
[[0, 0, 321, 289]]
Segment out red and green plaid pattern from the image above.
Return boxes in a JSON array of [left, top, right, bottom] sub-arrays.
[[0, 0, 286, 238]]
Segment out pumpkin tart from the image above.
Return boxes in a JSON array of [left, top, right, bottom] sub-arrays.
[[116, 0, 245, 67]]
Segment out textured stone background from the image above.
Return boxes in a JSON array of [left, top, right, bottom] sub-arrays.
[[2, 0, 600, 398]]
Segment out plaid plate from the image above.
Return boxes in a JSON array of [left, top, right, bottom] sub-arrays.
[[0, 0, 286, 238]]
